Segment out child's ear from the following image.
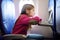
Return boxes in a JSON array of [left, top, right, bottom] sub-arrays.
[[26, 9, 30, 14]]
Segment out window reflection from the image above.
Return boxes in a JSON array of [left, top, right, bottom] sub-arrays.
[[48, 0, 54, 24]]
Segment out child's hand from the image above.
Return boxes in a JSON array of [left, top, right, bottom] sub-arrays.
[[29, 19, 38, 25]]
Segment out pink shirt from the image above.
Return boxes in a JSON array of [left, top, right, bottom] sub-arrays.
[[12, 14, 42, 35]]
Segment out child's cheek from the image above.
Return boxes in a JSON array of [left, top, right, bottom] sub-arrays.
[[30, 13, 33, 16]]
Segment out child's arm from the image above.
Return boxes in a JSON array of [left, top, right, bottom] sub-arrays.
[[20, 16, 42, 25], [29, 16, 42, 25], [28, 19, 38, 25]]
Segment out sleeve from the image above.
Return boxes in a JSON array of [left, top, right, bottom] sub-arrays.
[[20, 15, 31, 25], [15, 15, 32, 25], [16, 15, 42, 25], [33, 16, 42, 22]]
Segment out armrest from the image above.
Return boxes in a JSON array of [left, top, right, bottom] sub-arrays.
[[38, 23, 53, 27], [3, 34, 27, 40], [38, 21, 53, 28]]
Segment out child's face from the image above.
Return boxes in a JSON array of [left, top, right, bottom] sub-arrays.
[[26, 8, 35, 17]]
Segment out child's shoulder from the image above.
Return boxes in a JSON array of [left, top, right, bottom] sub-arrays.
[[20, 14, 28, 18]]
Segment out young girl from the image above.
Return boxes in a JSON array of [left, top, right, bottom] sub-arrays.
[[12, 4, 42, 35]]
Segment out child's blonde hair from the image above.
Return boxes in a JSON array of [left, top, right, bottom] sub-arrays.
[[21, 4, 34, 14]]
